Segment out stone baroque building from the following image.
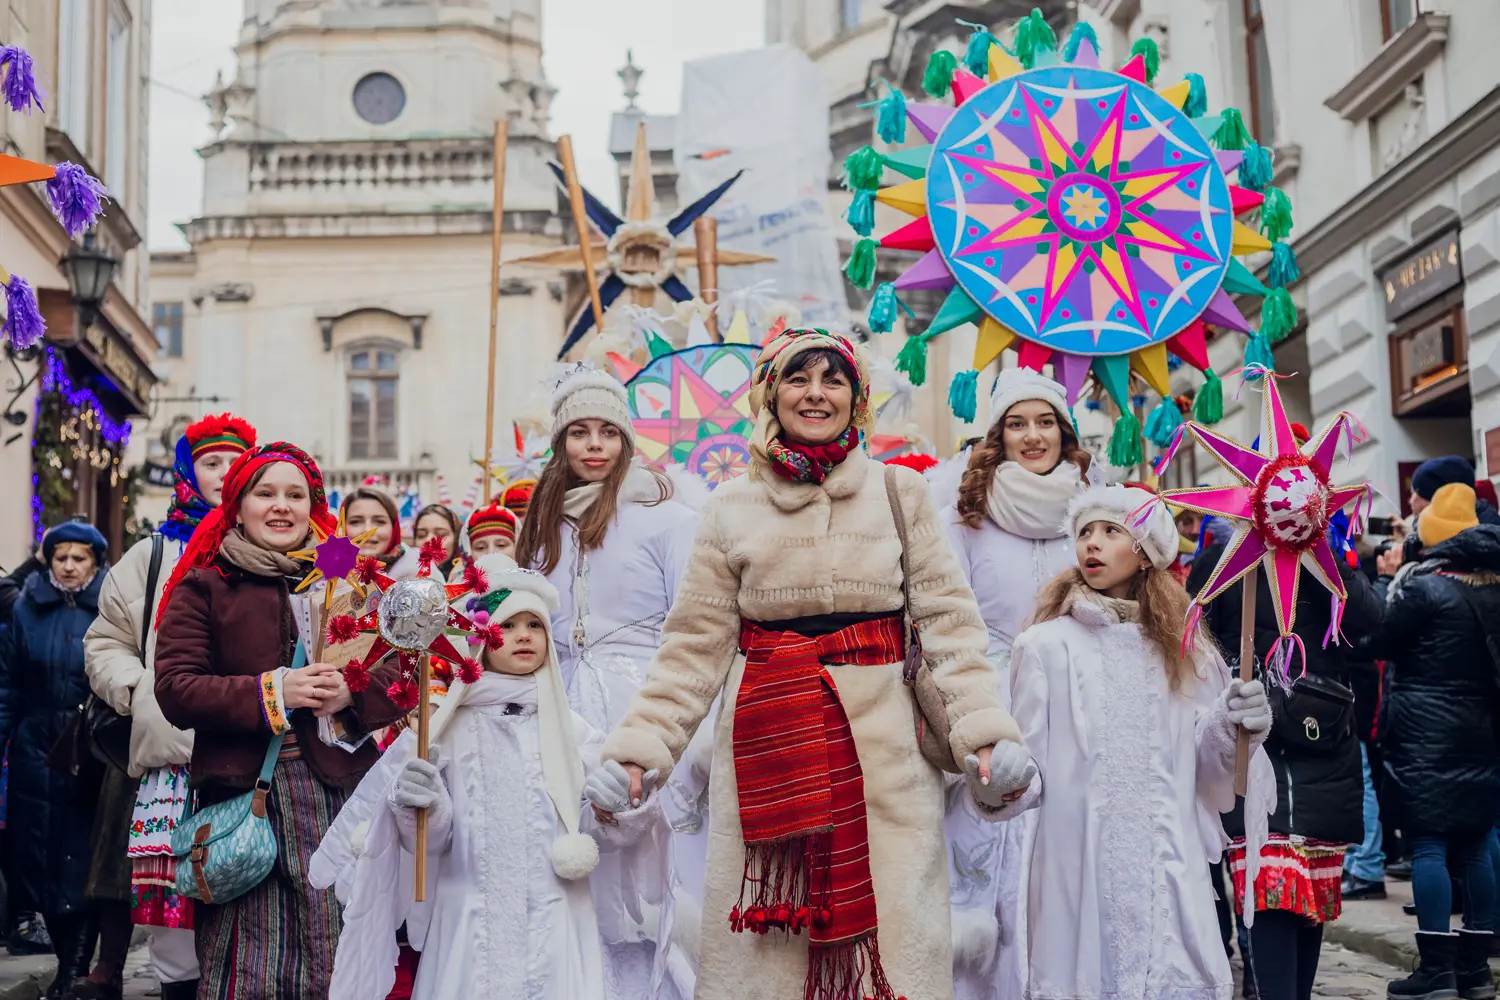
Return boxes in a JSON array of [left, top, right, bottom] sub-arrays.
[[143, 0, 570, 521], [770, 0, 1500, 498], [0, 0, 157, 569]]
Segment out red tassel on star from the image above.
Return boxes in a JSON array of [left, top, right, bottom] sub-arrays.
[[417, 536, 447, 574], [343, 658, 371, 693], [462, 560, 488, 595], [355, 557, 382, 585], [387, 677, 419, 712], [458, 657, 483, 684], [326, 614, 360, 646]]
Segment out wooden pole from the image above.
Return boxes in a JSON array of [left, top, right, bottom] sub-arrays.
[[1235, 567, 1258, 796], [482, 121, 509, 505], [694, 216, 721, 341], [556, 134, 607, 343], [414, 652, 432, 901], [312, 581, 336, 664]]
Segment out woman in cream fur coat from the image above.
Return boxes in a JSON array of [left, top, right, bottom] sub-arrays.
[[598, 328, 1033, 1000]]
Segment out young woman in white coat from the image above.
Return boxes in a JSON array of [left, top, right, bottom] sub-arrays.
[[513, 365, 703, 991], [998, 484, 1273, 1000], [941, 370, 1094, 1000], [83, 413, 257, 1000]]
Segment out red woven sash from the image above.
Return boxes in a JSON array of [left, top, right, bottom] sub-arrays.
[[733, 618, 907, 1000]]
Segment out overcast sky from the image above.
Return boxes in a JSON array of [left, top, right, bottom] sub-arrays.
[[147, 0, 767, 249]]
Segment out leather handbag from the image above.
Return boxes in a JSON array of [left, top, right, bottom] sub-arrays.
[[1267, 670, 1355, 756], [169, 642, 302, 904], [883, 466, 964, 775], [87, 534, 163, 772]]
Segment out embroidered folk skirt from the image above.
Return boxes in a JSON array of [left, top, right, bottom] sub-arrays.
[[1227, 835, 1347, 924], [196, 750, 350, 1000], [129, 764, 194, 928]]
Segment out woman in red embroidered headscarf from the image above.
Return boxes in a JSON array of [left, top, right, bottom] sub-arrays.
[[152, 443, 405, 1000], [593, 328, 1035, 1000]]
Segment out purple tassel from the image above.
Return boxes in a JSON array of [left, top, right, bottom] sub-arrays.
[[0, 46, 42, 113], [46, 162, 108, 238], [3, 273, 44, 350]]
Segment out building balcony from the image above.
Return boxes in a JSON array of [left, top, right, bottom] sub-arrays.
[[321, 464, 436, 500]]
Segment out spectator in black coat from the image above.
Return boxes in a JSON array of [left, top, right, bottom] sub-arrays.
[[1189, 523, 1382, 1000], [1369, 485, 1500, 1000]]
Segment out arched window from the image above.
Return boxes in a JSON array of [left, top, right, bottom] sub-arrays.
[[347, 347, 399, 460]]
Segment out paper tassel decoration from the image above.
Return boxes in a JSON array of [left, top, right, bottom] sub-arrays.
[[841, 5, 1300, 446]]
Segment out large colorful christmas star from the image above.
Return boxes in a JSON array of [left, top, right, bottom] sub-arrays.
[[1159, 369, 1369, 645]]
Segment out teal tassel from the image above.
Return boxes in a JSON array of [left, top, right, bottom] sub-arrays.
[[1014, 8, 1057, 70], [959, 20, 1000, 78], [844, 189, 875, 237], [894, 333, 930, 387], [948, 368, 980, 422], [843, 146, 884, 192], [875, 83, 906, 144], [1062, 21, 1098, 63], [1130, 37, 1160, 84], [1107, 411, 1144, 468], [1238, 142, 1273, 191], [1184, 72, 1207, 118], [1259, 287, 1297, 342], [867, 281, 901, 333], [922, 50, 958, 98], [1244, 333, 1276, 376], [1212, 108, 1251, 151], [1268, 241, 1300, 288], [1144, 395, 1183, 448], [1259, 186, 1294, 241], [845, 238, 878, 290], [1192, 369, 1223, 425]]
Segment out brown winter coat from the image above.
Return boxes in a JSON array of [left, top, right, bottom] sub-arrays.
[[602, 448, 1022, 1000], [154, 557, 402, 796]]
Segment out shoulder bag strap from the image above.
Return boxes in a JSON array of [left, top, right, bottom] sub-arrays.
[[883, 467, 923, 677], [256, 639, 306, 790], [141, 533, 165, 642]]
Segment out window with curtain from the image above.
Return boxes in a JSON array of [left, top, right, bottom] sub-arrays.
[[1244, 0, 1276, 146], [839, 0, 861, 32], [106, 6, 130, 198], [1381, 0, 1417, 40], [57, 0, 95, 157], [348, 348, 399, 460], [153, 302, 183, 358]]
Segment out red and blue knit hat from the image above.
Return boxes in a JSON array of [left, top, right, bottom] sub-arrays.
[[467, 501, 517, 544], [185, 413, 257, 460]]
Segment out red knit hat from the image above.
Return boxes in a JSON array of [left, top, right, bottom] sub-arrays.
[[185, 413, 257, 460], [156, 442, 337, 628], [500, 478, 535, 519], [467, 501, 517, 544]]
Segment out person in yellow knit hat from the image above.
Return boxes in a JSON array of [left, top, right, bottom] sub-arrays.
[[1370, 479, 1500, 1000]]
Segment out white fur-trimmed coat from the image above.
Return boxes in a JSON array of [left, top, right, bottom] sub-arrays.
[[601, 448, 1022, 1000]]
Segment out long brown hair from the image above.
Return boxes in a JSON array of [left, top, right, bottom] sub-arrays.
[[956, 412, 1092, 528], [515, 426, 672, 575], [342, 487, 403, 555], [1030, 565, 1206, 691]]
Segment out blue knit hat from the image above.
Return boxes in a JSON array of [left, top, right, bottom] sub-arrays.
[[42, 520, 107, 562], [1411, 456, 1475, 501]]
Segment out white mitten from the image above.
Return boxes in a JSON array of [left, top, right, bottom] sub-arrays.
[[584, 760, 660, 813], [1226, 679, 1272, 747], [964, 742, 1037, 811], [392, 754, 448, 812]]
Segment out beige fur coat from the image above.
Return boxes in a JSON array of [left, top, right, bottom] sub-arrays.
[[602, 448, 1022, 1000]]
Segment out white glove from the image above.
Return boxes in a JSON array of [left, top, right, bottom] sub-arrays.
[[584, 760, 660, 814], [964, 742, 1037, 810], [1226, 679, 1272, 734], [392, 753, 448, 812]]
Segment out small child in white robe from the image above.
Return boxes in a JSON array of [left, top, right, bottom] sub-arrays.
[[994, 485, 1276, 1000], [312, 558, 677, 1000]]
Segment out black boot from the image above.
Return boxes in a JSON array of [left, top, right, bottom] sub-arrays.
[[1389, 932, 1461, 1000], [158, 981, 199, 1000], [41, 913, 76, 1000], [1456, 931, 1496, 1000]]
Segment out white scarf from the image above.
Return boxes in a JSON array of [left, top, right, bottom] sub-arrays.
[[985, 460, 1085, 540], [562, 457, 664, 521]]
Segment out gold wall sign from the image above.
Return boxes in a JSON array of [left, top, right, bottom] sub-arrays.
[[1382, 229, 1463, 322]]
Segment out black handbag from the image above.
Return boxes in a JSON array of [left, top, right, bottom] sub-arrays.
[[86, 534, 163, 773], [1267, 670, 1355, 755]]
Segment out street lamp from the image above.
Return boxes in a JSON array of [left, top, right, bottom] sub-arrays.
[[60, 232, 119, 330]]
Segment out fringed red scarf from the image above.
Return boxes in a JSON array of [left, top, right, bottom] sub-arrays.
[[733, 618, 907, 1000], [767, 427, 859, 484]]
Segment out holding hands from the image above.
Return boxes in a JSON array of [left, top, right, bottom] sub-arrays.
[[586, 760, 660, 824], [965, 741, 1037, 811]]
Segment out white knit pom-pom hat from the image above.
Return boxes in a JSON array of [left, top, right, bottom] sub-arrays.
[[1063, 484, 1179, 571], [987, 368, 1071, 432], [550, 364, 635, 449]]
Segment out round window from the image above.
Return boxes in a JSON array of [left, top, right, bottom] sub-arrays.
[[353, 72, 406, 125]]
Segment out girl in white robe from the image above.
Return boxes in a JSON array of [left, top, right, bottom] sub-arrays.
[[996, 485, 1275, 1000], [312, 559, 676, 1000]]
